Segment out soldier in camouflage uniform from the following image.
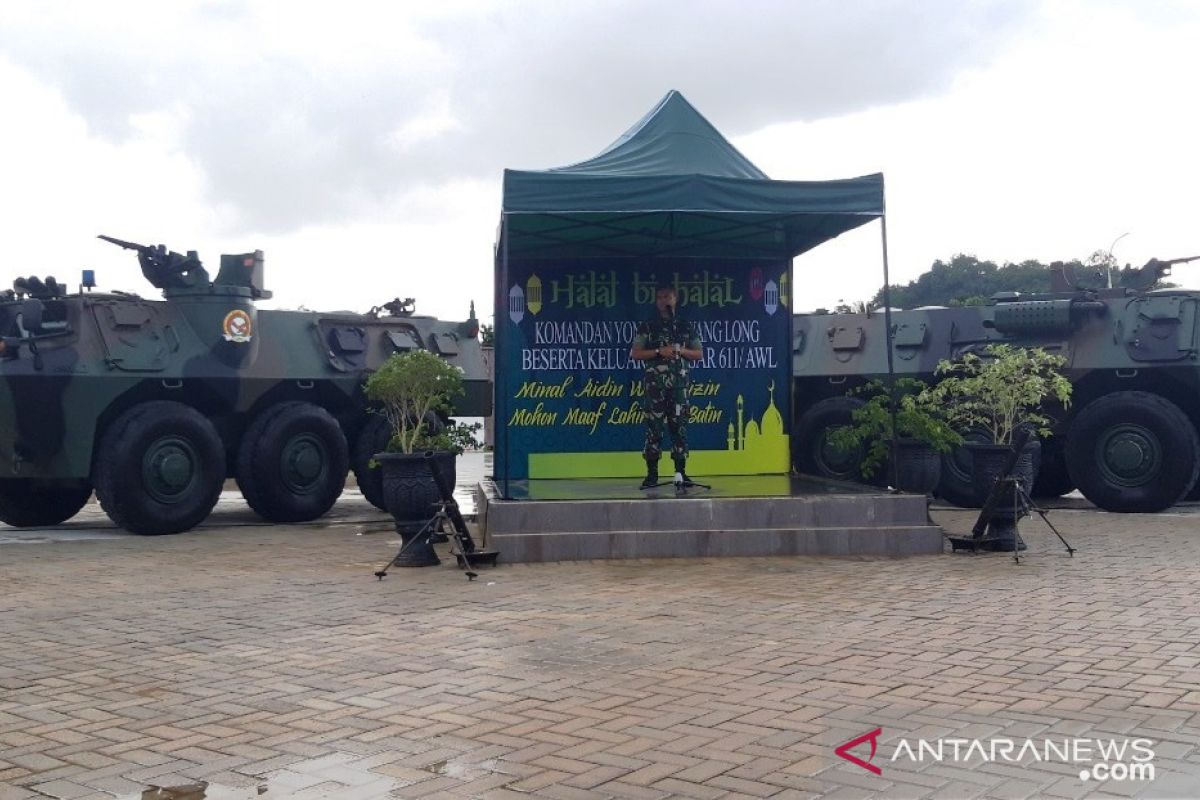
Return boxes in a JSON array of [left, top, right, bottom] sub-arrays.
[[630, 284, 704, 488]]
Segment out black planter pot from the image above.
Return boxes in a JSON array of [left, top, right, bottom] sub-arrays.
[[967, 439, 1041, 550], [888, 438, 942, 494], [375, 451, 457, 567]]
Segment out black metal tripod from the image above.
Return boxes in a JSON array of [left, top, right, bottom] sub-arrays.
[[640, 476, 711, 493], [948, 428, 1076, 562], [983, 477, 1076, 563], [639, 466, 711, 494], [375, 453, 499, 581]]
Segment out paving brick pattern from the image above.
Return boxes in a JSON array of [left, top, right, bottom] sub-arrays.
[[2, 502, 1199, 798]]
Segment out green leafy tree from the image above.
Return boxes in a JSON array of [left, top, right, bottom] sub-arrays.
[[827, 378, 963, 477], [364, 350, 464, 453], [873, 254, 1057, 308], [927, 345, 1072, 445], [873, 252, 1175, 309]]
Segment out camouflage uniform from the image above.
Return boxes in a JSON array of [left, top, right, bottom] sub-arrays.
[[634, 317, 702, 465]]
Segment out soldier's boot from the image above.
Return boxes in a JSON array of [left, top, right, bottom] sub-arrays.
[[673, 456, 689, 486], [640, 460, 659, 489]]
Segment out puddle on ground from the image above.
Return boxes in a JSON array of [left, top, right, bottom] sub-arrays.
[[112, 753, 500, 800], [122, 784, 266, 800], [423, 758, 498, 780]]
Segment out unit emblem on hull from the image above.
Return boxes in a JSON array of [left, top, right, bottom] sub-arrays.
[[222, 309, 253, 343]]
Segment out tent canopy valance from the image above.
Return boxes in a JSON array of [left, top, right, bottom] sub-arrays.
[[499, 90, 884, 261]]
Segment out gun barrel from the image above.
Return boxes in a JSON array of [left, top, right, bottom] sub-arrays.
[[97, 235, 148, 252]]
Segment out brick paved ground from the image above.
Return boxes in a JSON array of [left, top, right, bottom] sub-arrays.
[[2, 498, 1199, 799]]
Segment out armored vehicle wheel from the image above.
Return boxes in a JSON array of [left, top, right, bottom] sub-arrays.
[[0, 479, 92, 527], [1186, 478, 1200, 502], [352, 414, 391, 512], [94, 401, 225, 535], [1032, 448, 1075, 498], [794, 397, 880, 484], [934, 429, 995, 508], [1066, 391, 1200, 512], [236, 402, 348, 523]]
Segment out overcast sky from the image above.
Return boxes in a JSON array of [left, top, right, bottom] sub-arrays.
[[0, 0, 1196, 322]]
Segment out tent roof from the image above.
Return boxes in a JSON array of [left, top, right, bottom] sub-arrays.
[[541, 89, 768, 179], [500, 90, 883, 260]]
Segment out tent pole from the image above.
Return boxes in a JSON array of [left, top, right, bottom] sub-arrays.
[[499, 216, 510, 500], [879, 207, 899, 491]]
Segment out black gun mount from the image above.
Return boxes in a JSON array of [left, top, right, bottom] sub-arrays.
[[98, 235, 270, 298], [98, 235, 209, 291]]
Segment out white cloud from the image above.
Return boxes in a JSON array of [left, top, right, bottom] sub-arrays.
[[742, 0, 1200, 308], [0, 0, 1034, 232], [0, 0, 1194, 321]]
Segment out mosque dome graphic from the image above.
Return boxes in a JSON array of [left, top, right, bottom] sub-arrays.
[[761, 381, 784, 436], [727, 384, 787, 460]]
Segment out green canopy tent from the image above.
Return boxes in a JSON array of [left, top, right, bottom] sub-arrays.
[[501, 90, 884, 261], [495, 90, 893, 495]]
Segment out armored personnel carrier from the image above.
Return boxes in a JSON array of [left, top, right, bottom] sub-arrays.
[[0, 237, 490, 535], [793, 256, 1200, 513]]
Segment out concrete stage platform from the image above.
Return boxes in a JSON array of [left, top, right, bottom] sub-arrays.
[[475, 474, 943, 563]]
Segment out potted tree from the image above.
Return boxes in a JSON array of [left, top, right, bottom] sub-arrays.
[[827, 378, 963, 494], [928, 344, 1072, 548], [364, 349, 466, 565]]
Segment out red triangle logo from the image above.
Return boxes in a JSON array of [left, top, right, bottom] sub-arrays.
[[834, 728, 883, 775]]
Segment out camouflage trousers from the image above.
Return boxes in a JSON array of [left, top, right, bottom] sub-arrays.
[[642, 370, 690, 464]]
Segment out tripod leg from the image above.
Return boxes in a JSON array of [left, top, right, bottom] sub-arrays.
[[374, 515, 439, 579], [372, 510, 444, 578], [1012, 480, 1021, 563], [1019, 488, 1075, 556], [448, 525, 479, 580], [1041, 510, 1076, 556]]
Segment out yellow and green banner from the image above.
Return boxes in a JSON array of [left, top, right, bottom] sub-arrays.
[[495, 258, 792, 482]]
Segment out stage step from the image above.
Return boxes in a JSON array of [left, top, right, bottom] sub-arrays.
[[475, 479, 943, 563]]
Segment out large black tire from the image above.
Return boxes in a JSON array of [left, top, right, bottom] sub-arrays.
[[1186, 476, 1200, 502], [794, 397, 876, 483], [0, 479, 92, 527], [236, 402, 349, 523], [1032, 446, 1075, 498], [352, 414, 391, 512], [934, 428, 995, 508], [1065, 391, 1200, 513], [94, 401, 225, 535]]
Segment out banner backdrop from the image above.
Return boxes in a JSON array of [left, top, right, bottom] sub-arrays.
[[496, 259, 792, 483]]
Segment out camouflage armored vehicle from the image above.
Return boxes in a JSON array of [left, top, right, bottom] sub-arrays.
[[792, 256, 1200, 513], [0, 237, 490, 535]]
